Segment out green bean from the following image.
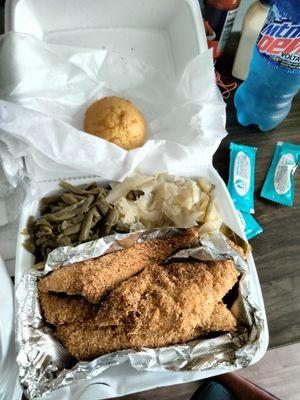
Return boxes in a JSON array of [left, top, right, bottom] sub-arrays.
[[204, 194, 215, 223], [59, 180, 104, 195], [59, 181, 87, 195], [101, 208, 119, 235], [23, 240, 36, 254], [57, 236, 72, 246], [90, 191, 109, 210], [77, 196, 95, 214], [44, 239, 59, 248], [44, 212, 78, 222], [51, 198, 86, 217], [36, 228, 52, 237], [60, 216, 84, 231], [43, 199, 86, 222], [85, 182, 98, 190], [126, 190, 144, 200], [71, 215, 85, 224], [96, 188, 109, 198], [24, 181, 116, 262], [35, 218, 52, 228], [67, 233, 79, 242], [50, 205, 63, 213], [91, 232, 100, 240], [25, 216, 35, 236], [35, 236, 49, 246], [96, 200, 111, 216], [44, 248, 52, 258], [34, 262, 45, 270], [91, 214, 102, 229], [21, 228, 28, 235], [63, 223, 81, 236], [27, 216, 35, 229], [72, 194, 86, 201], [126, 191, 135, 200], [61, 193, 79, 204], [93, 208, 101, 219], [116, 220, 130, 232], [84, 186, 102, 196], [61, 220, 70, 231], [85, 187, 105, 195], [39, 204, 50, 216], [41, 195, 62, 204], [79, 207, 95, 242]]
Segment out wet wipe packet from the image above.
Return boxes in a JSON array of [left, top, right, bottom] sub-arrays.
[[228, 143, 257, 214], [261, 142, 300, 207]]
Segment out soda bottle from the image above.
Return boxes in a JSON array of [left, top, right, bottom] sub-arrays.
[[234, 0, 300, 131]]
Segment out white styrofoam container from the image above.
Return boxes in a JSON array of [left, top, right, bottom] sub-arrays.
[[0, 257, 22, 400], [14, 168, 269, 400], [4, 0, 268, 399], [5, 0, 207, 77], [13, 173, 269, 400]]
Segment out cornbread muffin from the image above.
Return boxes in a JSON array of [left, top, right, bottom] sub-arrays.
[[84, 96, 146, 150]]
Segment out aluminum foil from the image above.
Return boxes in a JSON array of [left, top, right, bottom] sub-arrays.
[[15, 228, 265, 399]]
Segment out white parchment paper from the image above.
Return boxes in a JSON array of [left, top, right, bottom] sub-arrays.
[[0, 32, 227, 183]]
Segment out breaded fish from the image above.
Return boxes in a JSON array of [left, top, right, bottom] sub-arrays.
[[38, 229, 198, 303], [57, 260, 239, 360], [202, 301, 237, 333], [38, 291, 96, 325]]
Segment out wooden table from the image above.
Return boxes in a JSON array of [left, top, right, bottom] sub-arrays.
[[215, 33, 300, 350], [214, 95, 300, 350], [120, 35, 300, 400]]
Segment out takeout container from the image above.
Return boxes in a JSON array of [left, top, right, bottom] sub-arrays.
[[14, 173, 269, 400], [4, 0, 269, 399], [5, 0, 207, 77]]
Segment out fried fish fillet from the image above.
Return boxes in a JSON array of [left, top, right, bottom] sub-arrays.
[[203, 301, 237, 333], [38, 291, 96, 325], [57, 260, 239, 360], [38, 229, 198, 303]]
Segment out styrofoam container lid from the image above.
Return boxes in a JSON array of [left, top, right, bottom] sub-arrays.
[[5, 0, 207, 77], [4, 0, 210, 186]]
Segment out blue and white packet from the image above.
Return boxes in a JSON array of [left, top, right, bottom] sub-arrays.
[[228, 143, 257, 213], [237, 210, 263, 240], [261, 142, 300, 207]]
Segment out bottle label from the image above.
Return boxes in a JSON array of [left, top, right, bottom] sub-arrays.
[[217, 9, 238, 53], [233, 151, 250, 196], [206, 7, 238, 58], [274, 153, 295, 195], [257, 5, 300, 73]]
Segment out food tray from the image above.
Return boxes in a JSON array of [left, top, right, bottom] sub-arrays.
[[15, 169, 269, 400], [5, 0, 269, 398]]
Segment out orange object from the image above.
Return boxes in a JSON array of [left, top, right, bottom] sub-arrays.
[[205, 0, 241, 59], [215, 71, 237, 99], [84, 96, 146, 150]]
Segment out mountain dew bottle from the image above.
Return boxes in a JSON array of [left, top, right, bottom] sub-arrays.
[[234, 0, 300, 131]]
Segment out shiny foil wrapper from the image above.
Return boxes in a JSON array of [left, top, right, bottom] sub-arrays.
[[16, 227, 265, 399]]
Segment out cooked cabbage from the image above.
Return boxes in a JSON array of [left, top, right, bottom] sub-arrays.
[[108, 173, 222, 233]]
